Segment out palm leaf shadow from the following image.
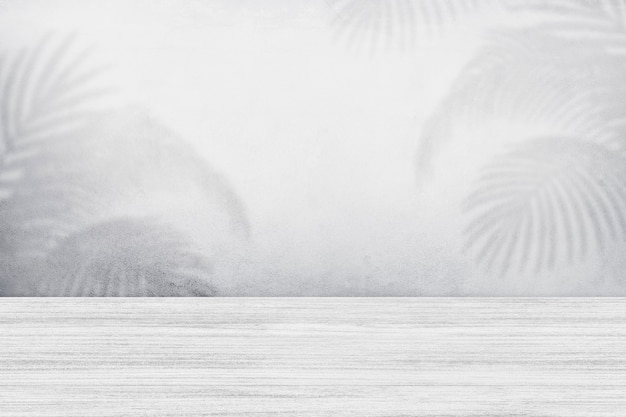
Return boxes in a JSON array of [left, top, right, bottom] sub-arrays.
[[463, 138, 626, 275], [326, 0, 501, 55], [415, 25, 626, 183], [414, 0, 626, 183], [103, 108, 251, 237], [39, 217, 216, 297], [0, 33, 114, 257], [414, 0, 626, 275], [0, 34, 250, 296]]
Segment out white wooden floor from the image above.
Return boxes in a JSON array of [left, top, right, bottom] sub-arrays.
[[0, 298, 625, 416]]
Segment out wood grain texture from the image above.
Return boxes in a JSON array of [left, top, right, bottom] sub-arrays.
[[0, 298, 625, 416]]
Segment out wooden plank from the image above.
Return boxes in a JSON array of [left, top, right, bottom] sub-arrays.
[[0, 299, 625, 416]]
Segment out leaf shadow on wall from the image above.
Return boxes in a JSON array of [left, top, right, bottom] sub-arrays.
[[328, 0, 626, 293], [0, 33, 249, 296], [414, 0, 626, 292]]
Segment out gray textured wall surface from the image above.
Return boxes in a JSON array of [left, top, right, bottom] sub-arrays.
[[1, 298, 625, 415], [2, 1, 626, 295]]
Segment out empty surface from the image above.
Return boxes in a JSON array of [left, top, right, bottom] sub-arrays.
[[0, 298, 625, 416]]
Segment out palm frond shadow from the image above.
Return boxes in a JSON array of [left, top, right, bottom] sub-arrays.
[[79, 108, 251, 237], [326, 0, 501, 55], [415, 0, 626, 275], [415, 27, 626, 183], [39, 217, 216, 297], [463, 138, 626, 275], [0, 33, 114, 257], [515, 0, 626, 37], [0, 34, 250, 296]]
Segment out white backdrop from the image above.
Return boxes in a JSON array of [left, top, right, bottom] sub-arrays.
[[1, 0, 625, 295]]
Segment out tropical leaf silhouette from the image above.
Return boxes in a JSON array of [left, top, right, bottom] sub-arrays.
[[515, 0, 626, 38], [410, 0, 626, 278], [415, 22, 626, 181], [462, 137, 626, 275], [0, 33, 113, 257], [326, 0, 501, 54], [75, 107, 251, 237], [38, 217, 215, 297], [0, 34, 250, 296]]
